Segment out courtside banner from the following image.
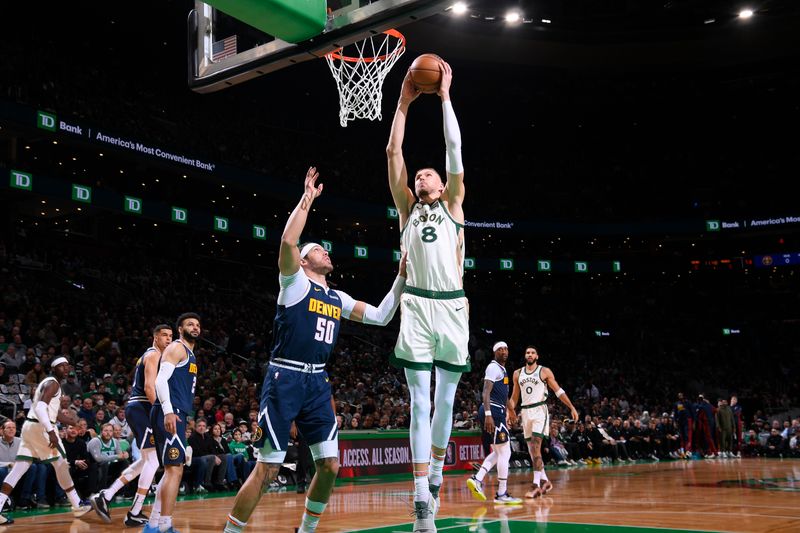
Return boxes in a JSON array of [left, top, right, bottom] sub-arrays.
[[337, 432, 484, 478]]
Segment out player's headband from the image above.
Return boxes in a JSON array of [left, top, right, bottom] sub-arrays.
[[300, 242, 322, 259], [492, 341, 508, 352], [51, 356, 69, 369]]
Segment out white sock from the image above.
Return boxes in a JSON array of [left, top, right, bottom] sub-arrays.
[[429, 450, 445, 488], [476, 450, 498, 482], [105, 478, 126, 500], [496, 444, 510, 494], [533, 471, 542, 487], [298, 498, 327, 532], [67, 488, 81, 508], [498, 478, 508, 494], [149, 478, 164, 527], [540, 469, 549, 482], [159, 515, 172, 532], [131, 492, 146, 515], [224, 514, 247, 533], [0, 493, 9, 510], [414, 471, 430, 503]]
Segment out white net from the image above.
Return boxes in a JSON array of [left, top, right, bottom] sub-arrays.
[[325, 29, 406, 127]]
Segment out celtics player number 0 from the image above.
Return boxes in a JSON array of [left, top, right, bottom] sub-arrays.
[[315, 317, 336, 344]]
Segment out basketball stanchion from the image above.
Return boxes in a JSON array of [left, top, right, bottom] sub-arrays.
[[324, 29, 406, 127]]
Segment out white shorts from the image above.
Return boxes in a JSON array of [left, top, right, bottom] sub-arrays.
[[392, 292, 470, 372], [521, 405, 549, 440], [16, 420, 65, 462]]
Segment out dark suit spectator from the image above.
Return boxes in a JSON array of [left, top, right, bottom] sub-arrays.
[[188, 419, 226, 492]]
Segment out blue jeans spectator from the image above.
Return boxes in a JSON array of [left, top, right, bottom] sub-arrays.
[[0, 466, 9, 484], [20, 463, 48, 505], [227, 453, 244, 484]]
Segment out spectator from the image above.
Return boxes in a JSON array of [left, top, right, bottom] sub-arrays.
[[78, 398, 95, 425], [0, 420, 20, 483], [715, 399, 735, 458], [228, 429, 255, 483], [109, 407, 131, 440], [765, 428, 784, 458], [210, 423, 237, 490], [188, 419, 225, 493], [87, 423, 129, 493], [61, 423, 93, 498], [61, 371, 82, 399], [0, 345, 23, 371], [24, 362, 46, 387]]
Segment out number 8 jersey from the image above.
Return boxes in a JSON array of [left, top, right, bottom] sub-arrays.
[[271, 268, 357, 365], [401, 200, 465, 292]]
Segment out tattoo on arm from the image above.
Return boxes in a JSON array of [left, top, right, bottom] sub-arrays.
[[300, 193, 312, 211]]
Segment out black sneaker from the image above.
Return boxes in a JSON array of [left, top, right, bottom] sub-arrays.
[[89, 491, 112, 523], [125, 510, 149, 526]]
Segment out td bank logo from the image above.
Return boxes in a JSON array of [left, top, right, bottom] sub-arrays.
[[37, 111, 56, 132]]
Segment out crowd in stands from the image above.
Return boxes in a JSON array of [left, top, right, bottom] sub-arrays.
[[0, 224, 798, 507]]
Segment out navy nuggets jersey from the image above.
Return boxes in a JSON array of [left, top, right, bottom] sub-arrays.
[[271, 278, 342, 365], [130, 347, 157, 402], [489, 361, 509, 407], [155, 340, 197, 414]]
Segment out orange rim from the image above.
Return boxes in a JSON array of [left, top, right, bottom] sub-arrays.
[[326, 29, 405, 63]]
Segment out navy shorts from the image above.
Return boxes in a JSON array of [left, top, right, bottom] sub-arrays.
[[254, 365, 335, 458], [126, 400, 155, 450], [479, 405, 510, 452], [150, 404, 188, 466]]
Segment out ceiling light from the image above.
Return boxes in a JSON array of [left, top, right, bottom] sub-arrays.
[[452, 2, 467, 15], [541, 18, 551, 24], [738, 9, 753, 19], [505, 11, 520, 23]]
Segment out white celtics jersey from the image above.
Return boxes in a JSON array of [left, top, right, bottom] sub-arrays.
[[519, 365, 548, 407], [401, 200, 465, 292], [27, 376, 61, 424]]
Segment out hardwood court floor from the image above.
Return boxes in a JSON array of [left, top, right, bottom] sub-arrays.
[[5, 458, 799, 532]]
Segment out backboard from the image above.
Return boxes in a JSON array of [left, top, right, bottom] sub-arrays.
[[188, 0, 451, 93]]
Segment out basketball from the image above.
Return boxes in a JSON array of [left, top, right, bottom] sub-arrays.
[[409, 53, 443, 94]]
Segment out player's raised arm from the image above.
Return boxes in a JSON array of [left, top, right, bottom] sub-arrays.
[[438, 61, 465, 222], [542, 367, 579, 423], [279, 167, 323, 276], [338, 254, 407, 326], [386, 73, 419, 227]]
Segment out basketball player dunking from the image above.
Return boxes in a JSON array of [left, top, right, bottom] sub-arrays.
[[508, 346, 578, 499], [223, 167, 407, 533], [387, 59, 467, 533], [144, 312, 201, 533], [91, 323, 172, 525]]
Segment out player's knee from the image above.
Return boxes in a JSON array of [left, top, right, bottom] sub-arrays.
[[316, 457, 339, 477]]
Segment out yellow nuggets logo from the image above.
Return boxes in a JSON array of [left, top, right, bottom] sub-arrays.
[[189, 363, 198, 375], [149, 435, 156, 445], [308, 298, 341, 320], [503, 377, 509, 385], [168, 447, 180, 460], [498, 432, 507, 442], [253, 427, 263, 442]]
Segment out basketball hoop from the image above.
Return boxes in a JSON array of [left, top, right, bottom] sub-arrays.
[[325, 29, 406, 127]]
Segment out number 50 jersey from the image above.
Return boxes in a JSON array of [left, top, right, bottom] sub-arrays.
[[270, 268, 356, 365]]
